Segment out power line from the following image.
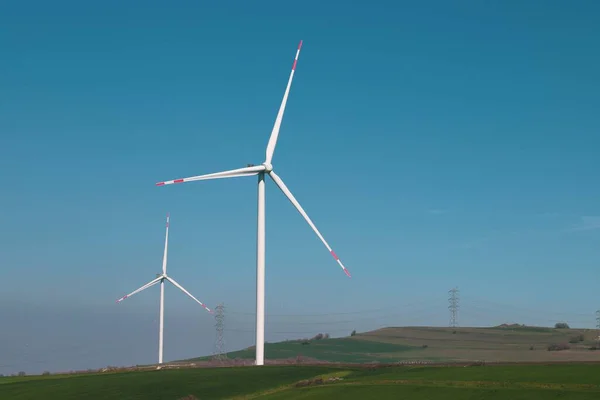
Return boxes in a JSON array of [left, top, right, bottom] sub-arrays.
[[227, 297, 448, 318], [228, 307, 399, 317], [229, 304, 443, 324], [213, 303, 226, 361], [448, 287, 459, 328], [462, 295, 593, 318], [224, 327, 355, 335]]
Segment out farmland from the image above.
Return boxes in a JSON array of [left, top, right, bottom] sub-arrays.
[[186, 325, 600, 364], [3, 363, 600, 399], [4, 325, 600, 399]]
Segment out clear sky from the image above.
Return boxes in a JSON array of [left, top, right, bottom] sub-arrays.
[[1, 0, 599, 374]]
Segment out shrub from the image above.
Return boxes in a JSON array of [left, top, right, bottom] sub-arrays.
[[569, 334, 584, 344], [529, 345, 534, 350], [422, 344, 428, 348], [42, 371, 50, 376], [554, 322, 570, 329], [350, 330, 356, 336], [17, 371, 26, 376], [547, 343, 570, 351]]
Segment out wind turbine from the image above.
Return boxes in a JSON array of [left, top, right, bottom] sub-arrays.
[[116, 213, 213, 365], [155, 41, 351, 366]]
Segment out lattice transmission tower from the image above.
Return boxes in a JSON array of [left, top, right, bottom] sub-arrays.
[[213, 303, 227, 361], [448, 287, 460, 328], [595, 310, 600, 348]]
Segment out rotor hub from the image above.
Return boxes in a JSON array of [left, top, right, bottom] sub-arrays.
[[263, 163, 273, 172]]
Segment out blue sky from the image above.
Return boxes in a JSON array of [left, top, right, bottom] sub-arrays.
[[1, 0, 599, 373]]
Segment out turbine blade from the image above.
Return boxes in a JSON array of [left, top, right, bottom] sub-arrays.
[[166, 276, 213, 314], [268, 171, 351, 278], [162, 213, 169, 275], [156, 165, 266, 186], [116, 277, 162, 303], [265, 40, 303, 165]]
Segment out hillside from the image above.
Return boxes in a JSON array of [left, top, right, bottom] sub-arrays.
[[4, 364, 600, 399], [187, 325, 600, 364]]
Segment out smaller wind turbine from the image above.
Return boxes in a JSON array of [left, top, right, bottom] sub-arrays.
[[116, 213, 213, 365]]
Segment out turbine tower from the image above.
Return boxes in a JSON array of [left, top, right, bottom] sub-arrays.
[[155, 41, 351, 366], [116, 213, 213, 364]]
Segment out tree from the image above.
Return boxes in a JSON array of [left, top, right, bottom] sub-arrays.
[[554, 322, 570, 329], [350, 330, 356, 336]]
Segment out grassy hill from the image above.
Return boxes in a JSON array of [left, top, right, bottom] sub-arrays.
[[4, 363, 600, 399], [188, 325, 600, 364], [356, 325, 600, 362], [189, 337, 422, 363]]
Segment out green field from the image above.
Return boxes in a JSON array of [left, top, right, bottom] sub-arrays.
[[3, 364, 600, 399], [185, 326, 600, 364], [189, 337, 422, 363], [5, 326, 600, 399]]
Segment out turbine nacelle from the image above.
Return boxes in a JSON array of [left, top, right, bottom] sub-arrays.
[[262, 163, 273, 172]]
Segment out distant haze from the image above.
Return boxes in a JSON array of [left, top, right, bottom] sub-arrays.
[[3, 295, 598, 375]]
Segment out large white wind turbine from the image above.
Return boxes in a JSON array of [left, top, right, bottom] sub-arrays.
[[116, 213, 213, 365], [155, 41, 351, 366]]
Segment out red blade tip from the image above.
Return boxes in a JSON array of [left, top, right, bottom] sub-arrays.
[[298, 40, 303, 50], [156, 182, 165, 186]]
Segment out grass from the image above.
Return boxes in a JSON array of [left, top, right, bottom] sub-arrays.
[[0, 366, 334, 400], [349, 326, 600, 363], [5, 325, 600, 399], [188, 338, 421, 363], [183, 325, 600, 365], [3, 364, 600, 399], [260, 385, 600, 399]]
